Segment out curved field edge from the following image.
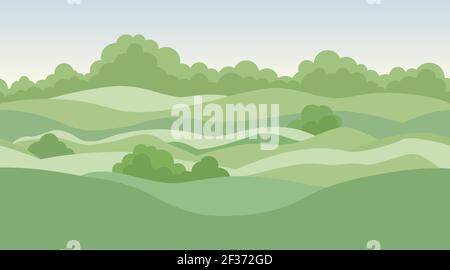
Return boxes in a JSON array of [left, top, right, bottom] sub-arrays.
[[13, 127, 371, 168], [354, 133, 450, 151], [340, 110, 450, 138], [254, 155, 435, 187], [2, 168, 450, 249], [0, 99, 166, 130], [3, 103, 450, 146], [2, 137, 450, 176], [86, 172, 321, 216], [209, 88, 450, 122], [0, 110, 173, 142], [53, 86, 225, 112], [14, 132, 199, 162], [205, 128, 376, 167], [2, 88, 450, 134], [53, 86, 450, 122], [10, 87, 450, 123], [13, 127, 313, 151], [0, 147, 129, 175], [234, 138, 450, 175]]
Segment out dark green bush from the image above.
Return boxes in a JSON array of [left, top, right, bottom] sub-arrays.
[[289, 105, 342, 135], [113, 145, 229, 182], [190, 156, 230, 180]]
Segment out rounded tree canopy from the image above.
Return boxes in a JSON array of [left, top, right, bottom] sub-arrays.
[[0, 79, 7, 93]]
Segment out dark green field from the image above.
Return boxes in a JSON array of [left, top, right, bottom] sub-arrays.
[[2, 168, 450, 250]]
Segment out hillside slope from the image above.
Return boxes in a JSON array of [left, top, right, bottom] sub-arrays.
[[2, 168, 450, 249], [54, 86, 224, 112], [88, 172, 321, 216]]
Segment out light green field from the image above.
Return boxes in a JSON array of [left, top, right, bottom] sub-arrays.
[[2, 88, 449, 134], [54, 86, 224, 112], [210, 88, 450, 122], [3, 86, 450, 250], [3, 168, 450, 249], [0, 139, 31, 154], [207, 128, 377, 167], [234, 138, 450, 175], [254, 155, 435, 187], [14, 131, 197, 161], [0, 146, 128, 175], [340, 110, 450, 139], [11, 127, 377, 170], [0, 99, 160, 130], [87, 172, 321, 216], [13, 127, 312, 151], [6, 131, 450, 178], [355, 133, 450, 151]]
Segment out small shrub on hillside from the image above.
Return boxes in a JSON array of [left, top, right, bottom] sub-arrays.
[[28, 134, 74, 159], [113, 145, 229, 182], [289, 105, 342, 135]]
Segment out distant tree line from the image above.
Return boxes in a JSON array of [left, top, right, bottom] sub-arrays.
[[0, 34, 449, 102]]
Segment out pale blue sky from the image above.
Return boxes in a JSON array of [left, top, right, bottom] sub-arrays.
[[0, 0, 449, 84]]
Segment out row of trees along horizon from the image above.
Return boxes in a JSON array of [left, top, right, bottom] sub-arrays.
[[1, 34, 450, 102]]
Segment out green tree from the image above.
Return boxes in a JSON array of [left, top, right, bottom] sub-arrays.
[[218, 61, 279, 83], [28, 134, 74, 159], [36, 63, 84, 90], [299, 68, 381, 97], [10, 76, 34, 93], [293, 51, 380, 84], [387, 69, 446, 98], [188, 74, 212, 93], [0, 79, 7, 95], [218, 73, 270, 94], [218, 73, 244, 94], [0, 79, 7, 101], [89, 44, 172, 91], [1, 36, 449, 103], [89, 35, 191, 80], [191, 62, 220, 82]]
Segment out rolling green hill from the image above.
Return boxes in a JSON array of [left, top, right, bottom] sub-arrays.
[[340, 110, 450, 139], [14, 127, 312, 151], [2, 168, 450, 249], [0, 111, 75, 141], [2, 30, 450, 252], [87, 172, 321, 216], [9, 127, 380, 171], [14, 132, 197, 161], [0, 146, 128, 175], [0, 110, 174, 142], [4, 129, 450, 178], [205, 128, 376, 167], [254, 155, 435, 187], [0, 99, 162, 130], [54, 86, 224, 113], [2, 88, 450, 147], [2, 87, 450, 134], [209, 88, 450, 122], [355, 133, 450, 151], [234, 138, 450, 175]]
